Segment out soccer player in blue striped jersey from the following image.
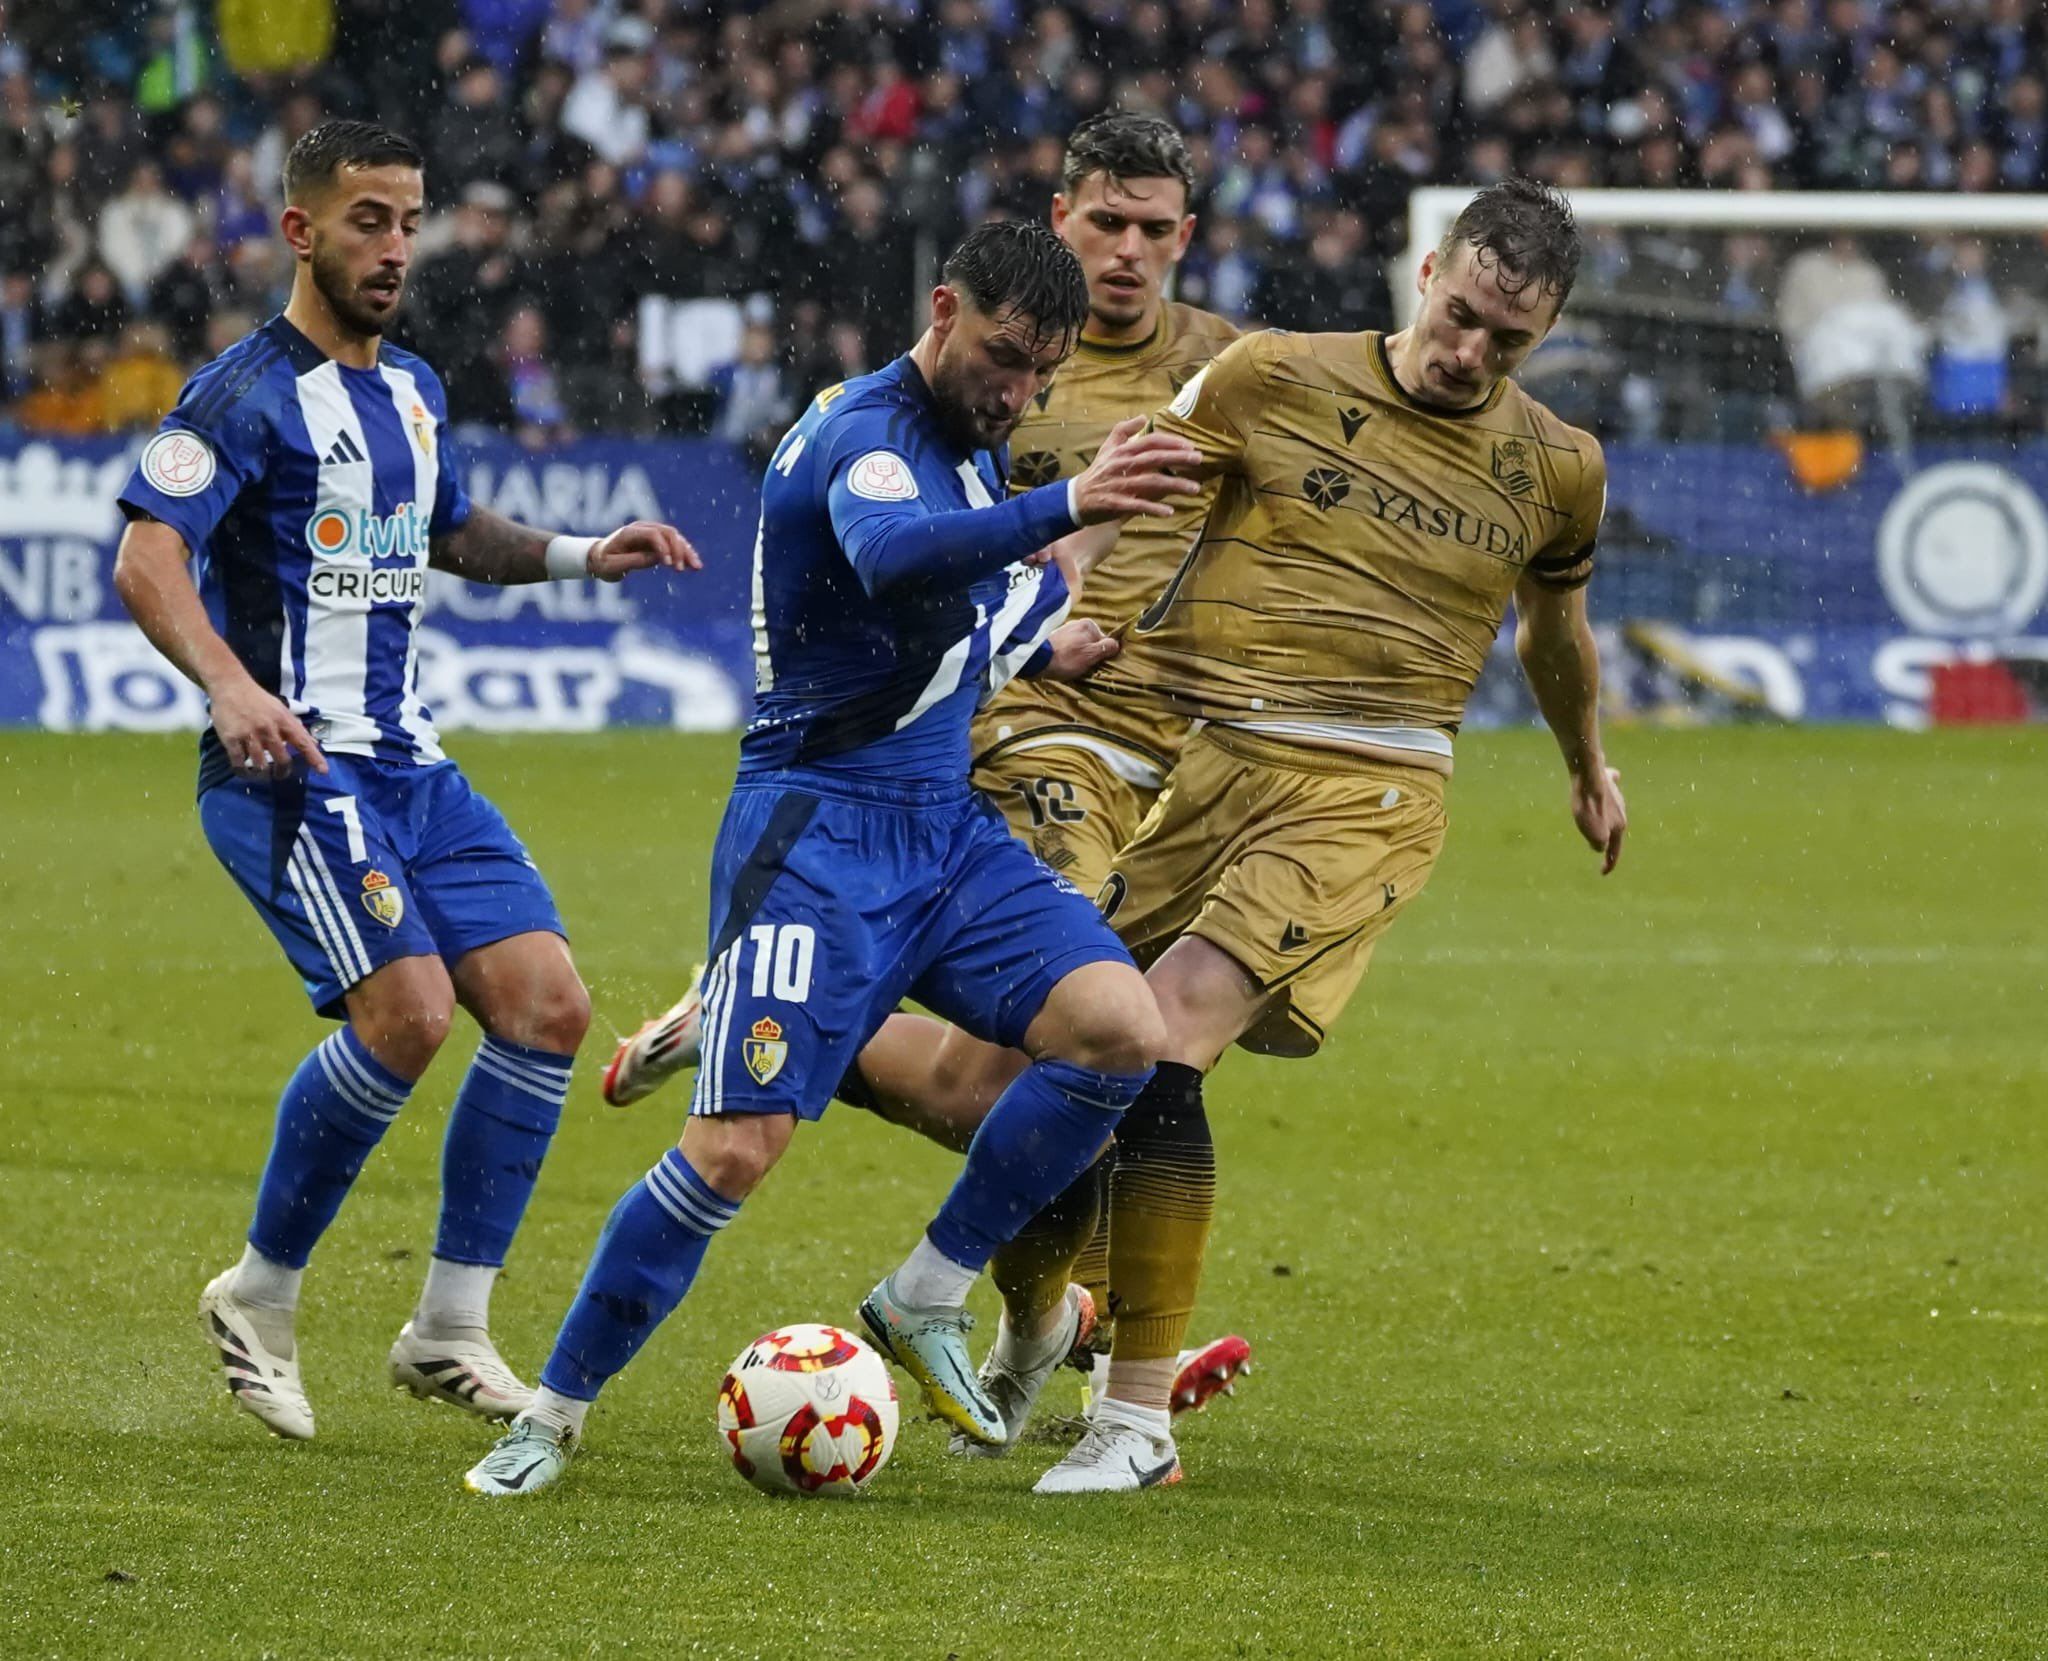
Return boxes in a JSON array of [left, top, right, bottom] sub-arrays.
[[464, 220, 1204, 1496], [112, 121, 698, 1443]]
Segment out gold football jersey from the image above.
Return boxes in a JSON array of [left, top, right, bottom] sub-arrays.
[[1104, 329, 1607, 742], [1006, 300, 1241, 630], [973, 301, 1239, 774]]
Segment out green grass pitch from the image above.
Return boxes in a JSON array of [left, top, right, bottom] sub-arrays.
[[4, 727, 2044, 1658]]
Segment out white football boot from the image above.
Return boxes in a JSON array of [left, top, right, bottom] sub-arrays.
[[950, 1283, 1097, 1458], [388, 1320, 534, 1420], [197, 1270, 315, 1441], [601, 967, 706, 1106], [1033, 1404, 1182, 1494]]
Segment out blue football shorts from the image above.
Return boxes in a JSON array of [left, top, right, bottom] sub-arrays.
[[198, 750, 566, 1016], [687, 769, 1134, 1120]]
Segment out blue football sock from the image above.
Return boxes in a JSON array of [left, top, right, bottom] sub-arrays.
[[435, 1034, 574, 1268], [248, 1027, 413, 1270], [538, 1149, 740, 1402], [925, 1057, 1150, 1273]]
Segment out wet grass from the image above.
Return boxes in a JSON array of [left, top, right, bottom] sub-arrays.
[[4, 727, 2044, 1658]]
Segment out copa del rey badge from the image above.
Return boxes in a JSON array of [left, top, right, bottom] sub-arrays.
[[360, 868, 405, 929], [744, 1016, 788, 1085]]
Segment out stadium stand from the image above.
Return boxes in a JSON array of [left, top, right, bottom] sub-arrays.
[[2, 0, 2046, 443]]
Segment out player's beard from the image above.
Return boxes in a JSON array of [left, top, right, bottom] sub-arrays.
[[929, 353, 1017, 452], [309, 237, 405, 340]]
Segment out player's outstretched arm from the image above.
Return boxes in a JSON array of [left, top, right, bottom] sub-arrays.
[[1066, 417, 1203, 525], [113, 518, 327, 779], [1515, 573, 1626, 875], [430, 507, 700, 586]]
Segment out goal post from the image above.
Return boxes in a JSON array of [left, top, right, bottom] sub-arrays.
[[1402, 186, 2048, 728]]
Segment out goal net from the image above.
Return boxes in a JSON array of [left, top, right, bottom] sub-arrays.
[[1404, 187, 2048, 728]]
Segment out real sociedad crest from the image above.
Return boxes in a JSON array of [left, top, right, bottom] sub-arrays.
[[744, 1015, 788, 1085], [360, 869, 405, 928]]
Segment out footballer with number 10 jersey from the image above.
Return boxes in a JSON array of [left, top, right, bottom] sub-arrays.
[[462, 221, 1207, 1496]]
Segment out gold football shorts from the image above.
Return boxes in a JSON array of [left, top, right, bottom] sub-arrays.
[[972, 678, 1187, 900], [1100, 725, 1449, 1057]]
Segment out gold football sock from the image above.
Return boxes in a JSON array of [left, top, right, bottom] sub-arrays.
[[1070, 1164, 1113, 1350], [1106, 1061, 1213, 1372], [991, 1151, 1108, 1333]]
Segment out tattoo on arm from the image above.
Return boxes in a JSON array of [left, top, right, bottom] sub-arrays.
[[429, 507, 553, 585]]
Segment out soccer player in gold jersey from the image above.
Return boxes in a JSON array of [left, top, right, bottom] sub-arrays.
[[837, 115, 1244, 1399], [1027, 177, 1628, 1492]]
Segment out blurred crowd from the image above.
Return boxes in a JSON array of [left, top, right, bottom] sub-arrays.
[[4, 0, 2048, 447]]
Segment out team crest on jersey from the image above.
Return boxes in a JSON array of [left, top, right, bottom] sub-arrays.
[[360, 869, 404, 928], [743, 1016, 788, 1085], [848, 451, 919, 502], [410, 401, 436, 459], [1167, 367, 1207, 418], [1491, 439, 1536, 498], [139, 430, 217, 497]]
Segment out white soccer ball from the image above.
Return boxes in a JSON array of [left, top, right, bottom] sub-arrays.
[[715, 1323, 900, 1497]]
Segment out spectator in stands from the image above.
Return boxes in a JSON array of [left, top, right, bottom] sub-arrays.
[[406, 180, 526, 402], [49, 260, 128, 348], [815, 177, 917, 358], [562, 17, 654, 168], [211, 153, 272, 252], [11, 0, 2048, 441], [97, 162, 195, 304], [13, 342, 104, 436], [0, 269, 42, 405], [147, 231, 224, 363], [97, 319, 184, 432], [1177, 215, 1261, 321], [1252, 209, 1391, 333], [1778, 235, 1928, 434], [429, 55, 525, 193], [541, 0, 606, 75], [162, 93, 231, 203], [488, 302, 574, 449], [71, 91, 135, 210], [712, 321, 798, 464], [2000, 74, 2047, 189], [1928, 239, 2014, 422]]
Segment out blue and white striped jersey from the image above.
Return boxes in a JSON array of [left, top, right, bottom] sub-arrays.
[[744, 355, 1079, 785], [118, 315, 470, 778]]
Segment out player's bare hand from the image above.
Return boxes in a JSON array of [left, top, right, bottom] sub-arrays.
[[591, 521, 702, 580], [1038, 618, 1120, 682], [210, 675, 328, 780], [1069, 416, 1203, 525], [1571, 765, 1626, 875]]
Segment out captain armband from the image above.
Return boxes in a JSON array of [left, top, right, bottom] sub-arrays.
[[1526, 541, 1595, 590]]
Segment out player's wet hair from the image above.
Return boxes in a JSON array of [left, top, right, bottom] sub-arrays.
[[283, 120, 424, 205], [942, 219, 1089, 344], [1438, 177, 1581, 310], [1060, 111, 1197, 199]]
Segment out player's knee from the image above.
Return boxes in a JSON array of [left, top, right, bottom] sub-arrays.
[[678, 1112, 794, 1201], [1038, 965, 1164, 1077], [348, 961, 456, 1079], [356, 1003, 451, 1079], [524, 970, 591, 1056]]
